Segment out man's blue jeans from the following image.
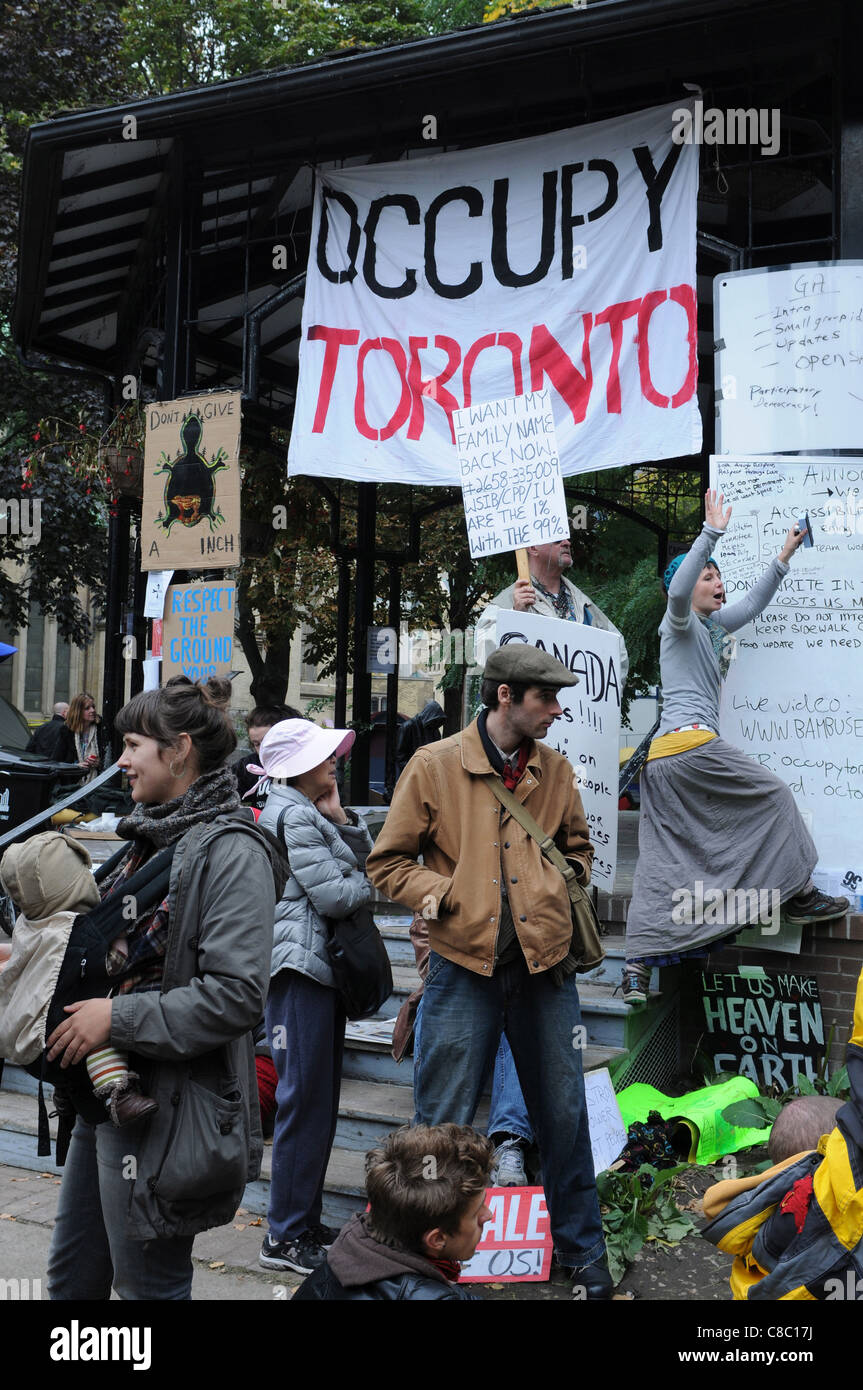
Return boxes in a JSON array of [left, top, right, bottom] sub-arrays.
[[415, 1005, 535, 1145], [414, 951, 605, 1269], [488, 1034, 534, 1144]]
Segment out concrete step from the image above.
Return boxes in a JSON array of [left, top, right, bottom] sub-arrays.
[[0, 1087, 363, 1227]]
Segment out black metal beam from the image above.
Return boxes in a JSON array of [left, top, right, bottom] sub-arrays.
[[47, 224, 146, 261], [839, 8, 863, 256], [45, 251, 136, 289], [42, 277, 129, 310], [349, 483, 376, 804], [384, 562, 400, 801], [39, 295, 121, 335], [55, 190, 159, 233], [60, 154, 167, 198]]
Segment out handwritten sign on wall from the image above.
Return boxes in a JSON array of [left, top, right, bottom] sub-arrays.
[[712, 454, 863, 902], [162, 581, 235, 683], [456, 391, 569, 558], [701, 968, 824, 1090], [714, 261, 863, 454], [492, 610, 621, 888]]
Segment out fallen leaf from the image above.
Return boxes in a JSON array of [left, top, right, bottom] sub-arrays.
[[40, 1173, 53, 1179], [10, 1177, 30, 1182], [613, 1291, 635, 1300], [0, 1214, 15, 1220], [236, 1208, 248, 1216], [489, 1283, 505, 1289], [208, 1261, 225, 1270], [233, 1224, 246, 1231], [249, 1217, 263, 1227]]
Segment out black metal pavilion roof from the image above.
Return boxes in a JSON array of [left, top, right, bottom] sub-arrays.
[[13, 0, 851, 427]]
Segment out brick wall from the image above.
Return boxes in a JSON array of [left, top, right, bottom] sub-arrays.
[[677, 913, 863, 1078]]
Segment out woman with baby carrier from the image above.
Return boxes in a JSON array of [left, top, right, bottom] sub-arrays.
[[622, 490, 848, 1005], [45, 676, 275, 1301]]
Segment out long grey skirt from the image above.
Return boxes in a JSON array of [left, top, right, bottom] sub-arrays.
[[625, 738, 817, 962]]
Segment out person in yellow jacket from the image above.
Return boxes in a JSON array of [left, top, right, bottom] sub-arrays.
[[701, 965, 863, 1300]]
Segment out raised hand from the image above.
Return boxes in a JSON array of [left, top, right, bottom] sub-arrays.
[[705, 488, 732, 531], [778, 523, 807, 564]]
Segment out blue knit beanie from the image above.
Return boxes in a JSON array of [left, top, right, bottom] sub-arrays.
[[663, 553, 719, 594]]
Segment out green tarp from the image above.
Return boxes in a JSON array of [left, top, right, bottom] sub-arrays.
[[616, 1076, 767, 1164]]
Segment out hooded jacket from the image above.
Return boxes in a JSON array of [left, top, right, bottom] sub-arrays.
[[0, 833, 101, 1065], [701, 965, 863, 1300], [292, 1213, 476, 1301]]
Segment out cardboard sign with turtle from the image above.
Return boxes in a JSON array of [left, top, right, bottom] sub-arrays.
[[141, 390, 242, 571]]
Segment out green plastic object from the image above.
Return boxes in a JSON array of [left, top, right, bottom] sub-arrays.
[[615, 1076, 767, 1165]]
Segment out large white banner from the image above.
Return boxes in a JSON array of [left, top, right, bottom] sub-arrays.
[[492, 610, 621, 889], [289, 101, 701, 485], [712, 455, 863, 907]]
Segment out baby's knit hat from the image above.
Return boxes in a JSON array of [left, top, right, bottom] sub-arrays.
[[0, 831, 100, 919]]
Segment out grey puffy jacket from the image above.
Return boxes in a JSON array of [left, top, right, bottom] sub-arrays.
[[258, 783, 373, 988]]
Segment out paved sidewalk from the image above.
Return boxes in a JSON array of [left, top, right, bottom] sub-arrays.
[[0, 1160, 734, 1302], [0, 1164, 304, 1300]]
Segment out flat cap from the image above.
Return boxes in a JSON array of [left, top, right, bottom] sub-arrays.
[[482, 644, 579, 688]]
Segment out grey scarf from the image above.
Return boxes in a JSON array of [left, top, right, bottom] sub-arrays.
[[117, 764, 242, 849]]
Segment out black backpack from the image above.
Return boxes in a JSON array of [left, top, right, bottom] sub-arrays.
[[253, 807, 291, 901], [5, 817, 286, 1162]]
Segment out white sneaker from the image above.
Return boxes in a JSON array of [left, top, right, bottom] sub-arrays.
[[491, 1136, 528, 1186]]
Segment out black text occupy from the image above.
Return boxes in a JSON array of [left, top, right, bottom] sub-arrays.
[[316, 143, 683, 300]]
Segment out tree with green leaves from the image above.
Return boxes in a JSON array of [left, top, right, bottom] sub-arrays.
[[117, 0, 486, 95]]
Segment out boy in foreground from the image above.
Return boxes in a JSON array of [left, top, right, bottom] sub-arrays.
[[293, 1124, 493, 1301]]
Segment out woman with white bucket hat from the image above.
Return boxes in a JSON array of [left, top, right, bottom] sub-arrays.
[[251, 719, 374, 1276]]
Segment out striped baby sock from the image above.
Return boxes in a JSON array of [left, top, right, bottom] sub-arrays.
[[86, 1047, 130, 1096]]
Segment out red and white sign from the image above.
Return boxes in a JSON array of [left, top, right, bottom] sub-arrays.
[[289, 101, 700, 485], [460, 1187, 553, 1284]]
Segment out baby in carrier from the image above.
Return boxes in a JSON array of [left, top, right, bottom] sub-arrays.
[[0, 831, 157, 1127]]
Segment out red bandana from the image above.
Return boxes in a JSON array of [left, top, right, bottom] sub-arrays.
[[779, 1173, 815, 1234], [428, 1256, 462, 1283], [501, 744, 529, 790]]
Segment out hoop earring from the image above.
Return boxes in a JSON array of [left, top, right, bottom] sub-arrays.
[[169, 757, 186, 779]]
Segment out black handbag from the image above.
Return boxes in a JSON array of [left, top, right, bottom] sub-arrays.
[[324, 904, 394, 1021], [272, 806, 393, 1021]]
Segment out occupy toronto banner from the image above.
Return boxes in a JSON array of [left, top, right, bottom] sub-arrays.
[[288, 100, 700, 485]]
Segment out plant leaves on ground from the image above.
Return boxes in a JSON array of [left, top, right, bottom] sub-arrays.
[[596, 1164, 698, 1285]]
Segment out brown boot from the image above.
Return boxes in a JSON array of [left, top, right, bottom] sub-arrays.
[[106, 1077, 159, 1127]]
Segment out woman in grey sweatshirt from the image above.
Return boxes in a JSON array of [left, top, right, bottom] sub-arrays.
[[622, 490, 847, 1003]]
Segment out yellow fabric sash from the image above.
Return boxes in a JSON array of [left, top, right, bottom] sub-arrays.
[[647, 729, 717, 761]]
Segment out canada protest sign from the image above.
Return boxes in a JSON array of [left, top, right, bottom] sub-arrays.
[[288, 101, 700, 485]]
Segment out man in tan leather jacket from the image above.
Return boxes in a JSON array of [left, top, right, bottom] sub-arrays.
[[367, 644, 612, 1298]]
